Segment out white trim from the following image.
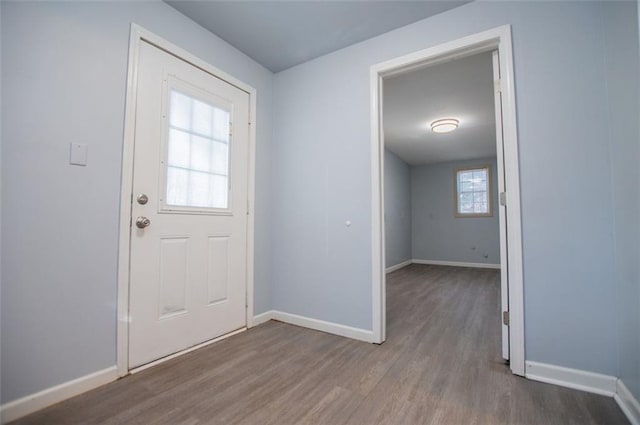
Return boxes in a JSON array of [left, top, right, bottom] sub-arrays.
[[370, 50, 386, 345], [252, 310, 275, 326], [385, 259, 412, 273], [116, 23, 257, 377], [525, 361, 640, 425], [0, 367, 118, 424], [412, 259, 501, 269], [129, 328, 246, 374], [525, 361, 617, 397], [245, 85, 257, 329], [272, 311, 375, 343], [615, 379, 640, 425], [116, 23, 141, 379], [370, 25, 525, 375], [253, 310, 374, 343]]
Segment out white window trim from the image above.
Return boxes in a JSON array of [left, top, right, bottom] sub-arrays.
[[454, 165, 493, 218]]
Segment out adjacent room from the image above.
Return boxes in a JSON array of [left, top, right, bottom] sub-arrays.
[[1, 1, 638, 424], [383, 51, 508, 365]]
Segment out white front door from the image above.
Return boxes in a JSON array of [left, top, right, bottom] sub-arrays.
[[128, 41, 250, 368]]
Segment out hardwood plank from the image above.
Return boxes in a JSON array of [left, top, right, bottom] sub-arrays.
[[8, 264, 629, 424]]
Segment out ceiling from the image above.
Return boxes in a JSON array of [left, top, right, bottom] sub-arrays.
[[383, 51, 497, 165], [165, 1, 470, 73]]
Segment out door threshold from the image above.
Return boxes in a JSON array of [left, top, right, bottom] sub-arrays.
[[129, 327, 247, 374]]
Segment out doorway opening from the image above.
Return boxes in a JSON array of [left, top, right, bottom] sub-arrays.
[[370, 25, 525, 376]]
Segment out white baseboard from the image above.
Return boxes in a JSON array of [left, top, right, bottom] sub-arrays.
[[272, 311, 375, 343], [385, 260, 412, 273], [525, 361, 640, 424], [615, 379, 640, 425], [252, 310, 274, 326], [412, 259, 500, 269], [525, 361, 617, 397], [253, 310, 374, 343], [1, 366, 118, 424]]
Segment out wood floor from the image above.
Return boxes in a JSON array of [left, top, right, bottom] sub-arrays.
[[11, 264, 628, 424]]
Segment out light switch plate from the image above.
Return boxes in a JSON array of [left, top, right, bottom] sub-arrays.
[[70, 143, 88, 166]]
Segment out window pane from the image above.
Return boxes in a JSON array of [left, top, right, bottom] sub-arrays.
[[170, 91, 191, 130], [192, 99, 214, 137], [474, 203, 488, 213], [190, 135, 212, 173], [461, 181, 473, 192], [473, 170, 487, 182], [459, 171, 473, 183], [188, 171, 211, 208], [166, 167, 189, 206], [460, 192, 473, 205], [213, 108, 230, 142], [473, 180, 487, 191], [460, 202, 474, 213], [211, 141, 229, 175], [167, 129, 190, 168], [165, 89, 230, 210], [474, 192, 487, 203]]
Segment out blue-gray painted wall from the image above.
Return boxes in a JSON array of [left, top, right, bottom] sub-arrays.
[[0, 1, 273, 403], [272, 1, 619, 375], [411, 158, 500, 265], [384, 149, 411, 268]]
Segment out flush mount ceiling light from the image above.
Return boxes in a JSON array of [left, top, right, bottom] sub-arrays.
[[430, 118, 459, 133]]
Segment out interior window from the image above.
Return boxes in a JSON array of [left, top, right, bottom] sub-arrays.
[[455, 166, 492, 217]]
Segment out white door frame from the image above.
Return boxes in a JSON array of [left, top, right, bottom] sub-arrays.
[[116, 24, 258, 377], [370, 25, 525, 376]]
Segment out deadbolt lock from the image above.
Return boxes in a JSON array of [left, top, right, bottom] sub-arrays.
[[137, 193, 149, 205]]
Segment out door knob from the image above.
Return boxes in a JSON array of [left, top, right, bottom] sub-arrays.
[[135, 216, 151, 229]]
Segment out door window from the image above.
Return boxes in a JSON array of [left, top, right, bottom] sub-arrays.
[[163, 88, 231, 210]]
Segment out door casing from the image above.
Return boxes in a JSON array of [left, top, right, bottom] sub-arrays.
[[369, 25, 525, 376], [116, 24, 258, 377]]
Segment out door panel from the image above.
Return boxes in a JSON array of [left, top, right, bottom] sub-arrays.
[[129, 41, 249, 368], [158, 236, 189, 318], [207, 235, 230, 304]]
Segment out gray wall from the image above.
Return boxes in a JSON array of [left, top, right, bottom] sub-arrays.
[[385, 154, 500, 268], [411, 158, 499, 265], [0, 1, 273, 403], [603, 1, 640, 401], [383, 149, 411, 268], [272, 1, 619, 374]]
